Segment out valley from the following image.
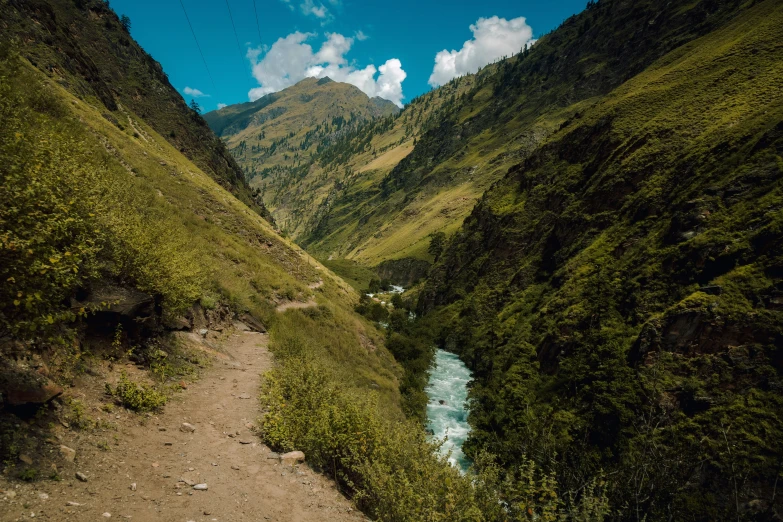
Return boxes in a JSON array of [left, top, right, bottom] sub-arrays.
[[2, 0, 783, 520]]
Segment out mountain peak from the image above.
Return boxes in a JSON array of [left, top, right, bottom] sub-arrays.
[[204, 77, 400, 212]]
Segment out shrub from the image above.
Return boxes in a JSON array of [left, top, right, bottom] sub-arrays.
[[106, 372, 166, 412]]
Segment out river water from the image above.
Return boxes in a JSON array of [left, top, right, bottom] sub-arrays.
[[425, 349, 472, 472]]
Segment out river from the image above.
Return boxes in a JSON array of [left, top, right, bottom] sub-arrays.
[[425, 349, 472, 472]]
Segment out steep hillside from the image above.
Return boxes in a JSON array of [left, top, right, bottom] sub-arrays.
[[419, 0, 783, 518], [0, 0, 271, 221], [204, 78, 398, 234], [300, 72, 500, 268], [284, 0, 762, 275]]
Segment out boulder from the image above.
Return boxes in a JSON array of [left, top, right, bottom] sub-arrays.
[[280, 451, 305, 465], [72, 284, 156, 319], [60, 445, 76, 462], [239, 313, 267, 333], [164, 315, 191, 331], [0, 360, 63, 406], [180, 422, 196, 433], [699, 285, 723, 295]]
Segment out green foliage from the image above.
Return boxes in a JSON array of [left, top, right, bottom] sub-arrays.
[[428, 232, 446, 261], [0, 52, 206, 338], [119, 14, 130, 32], [355, 295, 389, 323], [106, 371, 167, 412], [419, 0, 783, 518], [260, 356, 480, 521], [66, 398, 96, 430], [0, 54, 102, 337], [18, 468, 38, 482], [471, 451, 610, 522]]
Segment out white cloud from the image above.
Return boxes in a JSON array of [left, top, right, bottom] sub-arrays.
[[247, 32, 407, 107], [217, 103, 228, 109], [279, 0, 336, 23], [428, 16, 535, 87], [355, 30, 368, 41], [183, 86, 209, 97]]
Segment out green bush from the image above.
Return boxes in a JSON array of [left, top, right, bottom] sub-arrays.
[[0, 51, 206, 339], [0, 53, 103, 337], [106, 372, 166, 412]]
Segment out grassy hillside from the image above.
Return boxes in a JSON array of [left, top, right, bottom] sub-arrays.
[[0, 46, 400, 395], [297, 72, 502, 267], [203, 77, 398, 236], [287, 0, 759, 272], [0, 0, 272, 222], [419, 0, 783, 518]]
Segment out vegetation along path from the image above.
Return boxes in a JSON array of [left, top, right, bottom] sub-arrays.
[[0, 330, 365, 522]]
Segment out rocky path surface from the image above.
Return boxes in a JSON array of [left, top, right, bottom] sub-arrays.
[[0, 331, 365, 522]]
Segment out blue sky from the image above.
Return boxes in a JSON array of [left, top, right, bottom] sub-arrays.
[[111, 0, 588, 111]]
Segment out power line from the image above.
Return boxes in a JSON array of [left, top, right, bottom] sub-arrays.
[[177, 0, 216, 94], [252, 0, 263, 46], [224, 0, 246, 71]]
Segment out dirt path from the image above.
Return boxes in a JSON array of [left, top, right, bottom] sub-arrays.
[[0, 332, 365, 522], [274, 300, 318, 313]]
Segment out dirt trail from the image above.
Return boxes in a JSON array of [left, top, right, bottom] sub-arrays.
[[0, 332, 365, 522], [274, 300, 317, 313]]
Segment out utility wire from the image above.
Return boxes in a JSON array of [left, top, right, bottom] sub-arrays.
[[178, 0, 216, 94], [224, 0, 246, 71], [252, 0, 263, 46]]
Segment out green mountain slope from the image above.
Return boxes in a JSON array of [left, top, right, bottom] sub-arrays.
[[300, 73, 499, 268], [281, 0, 763, 278], [417, 0, 783, 518], [0, 0, 272, 222], [203, 78, 399, 235]]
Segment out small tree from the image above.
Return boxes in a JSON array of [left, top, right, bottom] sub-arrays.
[[189, 98, 201, 114], [120, 15, 131, 32], [428, 231, 446, 261]]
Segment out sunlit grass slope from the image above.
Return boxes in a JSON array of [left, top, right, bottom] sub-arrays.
[[0, 0, 268, 219], [0, 50, 401, 405]]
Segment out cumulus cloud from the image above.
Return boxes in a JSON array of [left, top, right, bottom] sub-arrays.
[[247, 32, 406, 107], [428, 16, 535, 87], [354, 30, 368, 41], [183, 86, 209, 97], [217, 103, 228, 109]]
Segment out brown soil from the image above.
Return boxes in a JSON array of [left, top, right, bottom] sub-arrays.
[[0, 331, 366, 522]]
